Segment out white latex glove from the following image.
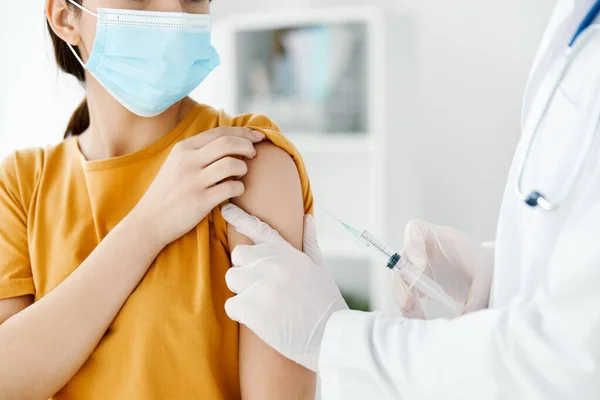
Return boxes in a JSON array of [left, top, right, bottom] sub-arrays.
[[221, 204, 348, 373], [395, 220, 494, 319]]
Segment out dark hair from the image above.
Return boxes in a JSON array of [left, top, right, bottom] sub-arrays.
[[46, 0, 89, 138]]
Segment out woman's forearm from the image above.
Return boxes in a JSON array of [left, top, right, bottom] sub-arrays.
[[0, 212, 162, 400]]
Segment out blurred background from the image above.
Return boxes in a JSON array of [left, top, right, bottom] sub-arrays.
[[0, 1, 554, 312]]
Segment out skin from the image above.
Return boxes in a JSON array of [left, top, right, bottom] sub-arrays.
[[230, 143, 317, 400], [0, 0, 315, 399]]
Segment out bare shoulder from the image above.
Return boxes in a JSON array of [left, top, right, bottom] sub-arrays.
[[229, 140, 304, 249], [244, 141, 301, 190]]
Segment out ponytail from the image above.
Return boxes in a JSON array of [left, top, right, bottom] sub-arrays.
[[65, 99, 90, 138]]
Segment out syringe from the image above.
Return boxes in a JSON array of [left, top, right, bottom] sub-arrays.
[[323, 211, 464, 315]]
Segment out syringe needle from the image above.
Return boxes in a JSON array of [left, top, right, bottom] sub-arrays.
[[318, 206, 345, 225], [318, 207, 361, 238], [318, 207, 463, 314]]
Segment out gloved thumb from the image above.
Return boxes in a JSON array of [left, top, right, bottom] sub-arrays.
[[392, 271, 426, 319], [224, 296, 244, 324], [402, 219, 439, 271], [303, 214, 324, 266], [221, 203, 283, 244]]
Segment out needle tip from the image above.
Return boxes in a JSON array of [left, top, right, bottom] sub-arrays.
[[317, 207, 361, 238]]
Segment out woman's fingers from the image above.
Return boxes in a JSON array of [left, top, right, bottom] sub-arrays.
[[201, 156, 248, 186], [180, 127, 265, 150], [196, 136, 257, 167], [135, 126, 266, 247], [205, 180, 246, 207]]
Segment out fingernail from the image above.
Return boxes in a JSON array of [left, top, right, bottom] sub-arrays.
[[252, 130, 265, 140]]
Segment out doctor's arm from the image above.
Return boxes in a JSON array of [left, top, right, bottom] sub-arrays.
[[320, 205, 600, 399], [227, 142, 317, 400]]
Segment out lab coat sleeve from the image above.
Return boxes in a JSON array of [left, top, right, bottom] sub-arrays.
[[319, 206, 600, 399]]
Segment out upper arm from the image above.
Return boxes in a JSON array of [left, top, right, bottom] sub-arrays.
[[227, 142, 316, 400], [0, 152, 36, 323], [228, 141, 305, 248]]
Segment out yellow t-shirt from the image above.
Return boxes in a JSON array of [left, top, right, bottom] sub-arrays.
[[0, 104, 313, 399]]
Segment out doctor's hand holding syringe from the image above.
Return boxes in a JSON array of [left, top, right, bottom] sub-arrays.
[[319, 209, 492, 317], [221, 203, 494, 372], [392, 219, 494, 319]]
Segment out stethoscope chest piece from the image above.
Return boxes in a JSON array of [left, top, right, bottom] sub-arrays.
[[524, 191, 544, 207]]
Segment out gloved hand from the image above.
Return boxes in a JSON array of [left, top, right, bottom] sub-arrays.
[[221, 204, 348, 373], [395, 220, 494, 319]]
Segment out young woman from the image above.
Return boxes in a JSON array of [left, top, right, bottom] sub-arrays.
[[0, 1, 315, 399]]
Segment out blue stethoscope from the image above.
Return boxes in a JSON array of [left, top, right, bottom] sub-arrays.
[[516, 0, 600, 211]]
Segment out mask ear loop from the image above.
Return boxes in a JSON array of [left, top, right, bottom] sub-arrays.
[[67, 43, 86, 68], [67, 0, 97, 17], [65, 0, 97, 68]]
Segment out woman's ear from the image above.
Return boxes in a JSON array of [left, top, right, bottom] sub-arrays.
[[46, 0, 82, 46]]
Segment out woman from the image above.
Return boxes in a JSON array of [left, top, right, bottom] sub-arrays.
[[0, 0, 315, 399]]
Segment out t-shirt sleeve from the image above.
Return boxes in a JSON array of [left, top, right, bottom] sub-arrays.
[[0, 152, 37, 299]]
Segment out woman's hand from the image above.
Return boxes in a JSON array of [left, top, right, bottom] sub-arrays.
[[132, 127, 265, 249]]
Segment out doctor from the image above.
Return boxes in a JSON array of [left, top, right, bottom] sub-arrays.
[[222, 0, 600, 398]]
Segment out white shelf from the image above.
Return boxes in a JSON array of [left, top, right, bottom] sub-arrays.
[[212, 6, 389, 311], [215, 7, 383, 32], [319, 240, 369, 259], [286, 133, 375, 154]]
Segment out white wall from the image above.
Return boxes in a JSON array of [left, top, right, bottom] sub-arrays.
[[385, 0, 554, 243], [0, 1, 84, 157], [209, 0, 554, 245], [0, 1, 554, 242]]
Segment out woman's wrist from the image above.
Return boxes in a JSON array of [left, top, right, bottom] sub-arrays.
[[118, 208, 166, 257]]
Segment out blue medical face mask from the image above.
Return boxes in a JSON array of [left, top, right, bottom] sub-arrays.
[[66, 0, 220, 117]]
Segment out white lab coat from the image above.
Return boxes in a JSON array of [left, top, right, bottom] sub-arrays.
[[319, 1, 600, 398]]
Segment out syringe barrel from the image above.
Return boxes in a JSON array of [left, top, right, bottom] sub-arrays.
[[356, 230, 396, 260], [355, 229, 463, 314], [356, 231, 409, 269], [394, 263, 464, 315]]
